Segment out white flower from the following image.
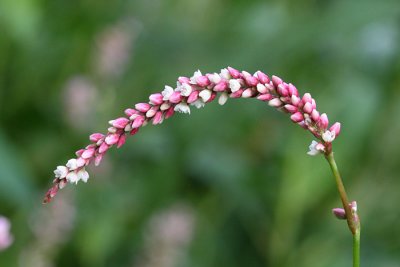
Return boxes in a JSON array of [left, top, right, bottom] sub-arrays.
[[229, 79, 241, 92], [174, 103, 191, 114], [66, 159, 78, 170], [77, 168, 89, 183], [54, 166, 68, 178], [307, 140, 325, 156], [177, 83, 192, 97], [66, 171, 79, 184], [191, 100, 205, 109], [218, 92, 229, 105], [220, 68, 231, 80], [162, 86, 174, 100], [322, 130, 336, 143], [209, 73, 221, 84], [199, 90, 212, 102], [190, 70, 202, 84]]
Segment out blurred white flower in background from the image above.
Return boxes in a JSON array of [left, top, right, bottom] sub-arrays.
[[63, 76, 99, 131], [134, 204, 195, 267], [93, 18, 141, 80], [19, 194, 75, 267]]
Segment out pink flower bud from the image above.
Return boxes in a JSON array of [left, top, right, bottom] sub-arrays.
[[98, 142, 109, 153], [268, 98, 282, 107], [257, 94, 273, 101], [284, 104, 297, 113], [196, 75, 210, 87], [149, 93, 164, 105], [302, 93, 312, 104], [277, 84, 289, 97], [75, 149, 85, 157], [288, 83, 298, 96], [213, 81, 228, 92], [244, 75, 258, 87], [230, 89, 244, 98], [117, 134, 126, 148], [256, 71, 270, 84], [291, 95, 301, 106], [332, 208, 347, 220], [94, 154, 103, 166], [271, 75, 283, 87], [129, 128, 139, 136], [111, 117, 130, 129], [132, 116, 145, 128], [81, 147, 95, 159], [124, 108, 138, 117], [290, 112, 304, 123], [311, 98, 316, 109], [311, 109, 320, 122], [303, 102, 313, 114], [165, 106, 175, 119], [256, 84, 267, 94], [152, 111, 163, 125], [178, 76, 190, 84], [146, 107, 157, 118], [329, 122, 341, 137], [85, 144, 96, 149], [89, 133, 104, 142], [108, 127, 117, 133], [135, 103, 151, 113], [207, 92, 217, 103], [49, 185, 59, 198], [227, 66, 241, 78], [187, 90, 199, 103], [169, 91, 182, 103], [207, 73, 221, 84], [265, 83, 275, 92], [242, 88, 254, 98], [76, 157, 87, 167], [105, 133, 120, 145], [318, 113, 329, 129]]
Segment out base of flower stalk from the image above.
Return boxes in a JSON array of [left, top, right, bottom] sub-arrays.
[[353, 227, 361, 267], [325, 152, 361, 267]]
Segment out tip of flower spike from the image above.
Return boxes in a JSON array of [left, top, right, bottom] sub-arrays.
[[42, 183, 59, 204]]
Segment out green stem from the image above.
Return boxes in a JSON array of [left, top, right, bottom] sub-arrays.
[[324, 151, 361, 267], [353, 228, 361, 267]]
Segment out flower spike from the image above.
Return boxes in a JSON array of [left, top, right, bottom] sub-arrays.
[[44, 67, 340, 203]]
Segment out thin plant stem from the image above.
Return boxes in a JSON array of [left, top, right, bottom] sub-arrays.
[[325, 151, 361, 267], [353, 228, 361, 267]]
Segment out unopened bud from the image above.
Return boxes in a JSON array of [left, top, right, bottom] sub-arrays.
[[332, 208, 347, 220]]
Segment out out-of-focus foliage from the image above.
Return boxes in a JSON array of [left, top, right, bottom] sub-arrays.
[[1, 0, 400, 266]]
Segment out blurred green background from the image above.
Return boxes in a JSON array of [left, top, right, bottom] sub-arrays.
[[1, 0, 400, 266]]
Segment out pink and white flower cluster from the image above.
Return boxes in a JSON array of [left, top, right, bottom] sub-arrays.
[[44, 67, 341, 203]]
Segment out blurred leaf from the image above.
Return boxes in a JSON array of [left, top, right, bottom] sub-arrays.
[[0, 130, 35, 207]]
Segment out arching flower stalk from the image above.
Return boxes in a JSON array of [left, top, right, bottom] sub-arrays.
[[43, 66, 360, 266], [44, 66, 341, 203]]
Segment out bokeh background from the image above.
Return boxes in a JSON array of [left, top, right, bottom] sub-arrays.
[[1, 0, 400, 266]]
